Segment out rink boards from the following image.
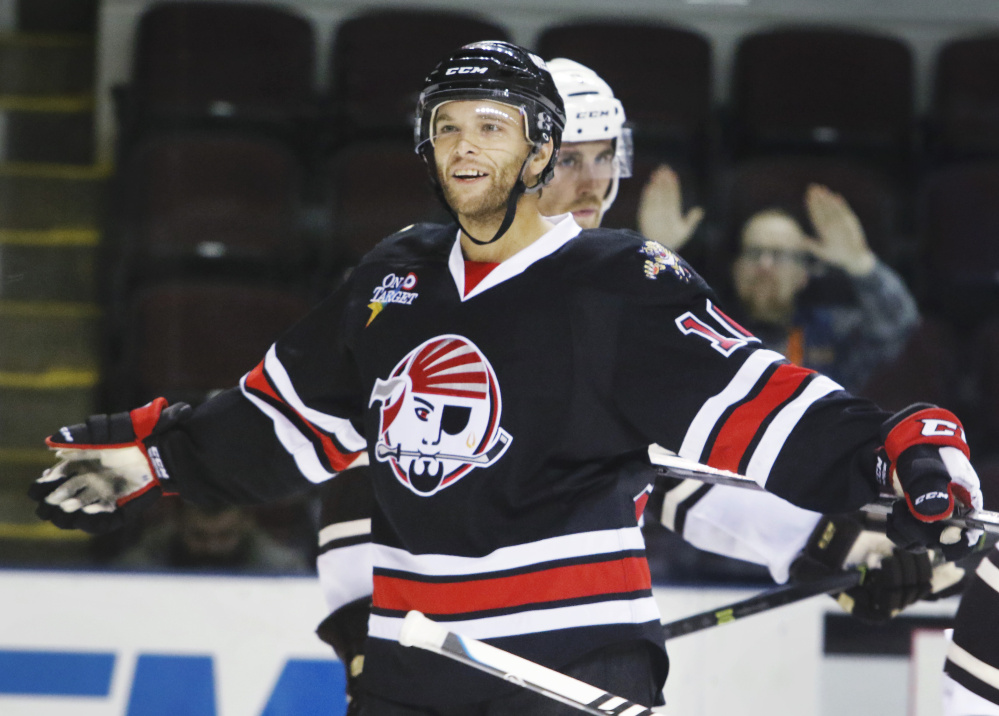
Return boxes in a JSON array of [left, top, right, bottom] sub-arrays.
[[0, 569, 958, 716]]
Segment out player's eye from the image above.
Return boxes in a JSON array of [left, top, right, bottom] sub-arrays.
[[558, 156, 579, 169]]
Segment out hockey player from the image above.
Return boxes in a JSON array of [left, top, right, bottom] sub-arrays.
[[29, 42, 983, 715], [314, 57, 947, 713], [942, 542, 999, 715]]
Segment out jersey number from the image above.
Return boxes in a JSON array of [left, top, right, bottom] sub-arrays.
[[675, 300, 758, 357]]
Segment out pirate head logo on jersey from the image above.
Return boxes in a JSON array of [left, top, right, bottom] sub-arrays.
[[369, 335, 512, 496]]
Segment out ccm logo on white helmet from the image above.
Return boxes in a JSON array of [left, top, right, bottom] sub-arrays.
[[446, 66, 489, 75], [575, 110, 611, 119]]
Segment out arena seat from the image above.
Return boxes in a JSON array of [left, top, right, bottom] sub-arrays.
[[112, 130, 309, 285], [917, 161, 999, 320], [118, 281, 311, 407], [930, 33, 999, 160], [324, 140, 447, 264], [118, 1, 317, 145], [857, 317, 963, 415], [328, 9, 509, 140], [731, 27, 914, 166], [536, 21, 712, 159]]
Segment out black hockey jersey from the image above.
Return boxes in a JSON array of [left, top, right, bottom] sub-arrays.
[[152, 215, 887, 706]]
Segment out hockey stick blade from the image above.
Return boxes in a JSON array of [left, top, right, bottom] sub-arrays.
[[647, 444, 999, 536], [399, 611, 656, 716], [661, 569, 864, 640]]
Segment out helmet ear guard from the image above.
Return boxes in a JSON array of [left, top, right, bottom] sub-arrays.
[[414, 41, 567, 244]]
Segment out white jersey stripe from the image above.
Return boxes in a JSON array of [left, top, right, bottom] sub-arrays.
[[660, 479, 704, 532], [947, 642, 999, 692], [319, 518, 372, 547], [368, 595, 661, 642], [260, 345, 368, 452], [240, 378, 338, 483], [975, 556, 999, 594], [745, 375, 843, 486], [373, 527, 646, 577], [679, 349, 785, 462], [318, 543, 375, 613]]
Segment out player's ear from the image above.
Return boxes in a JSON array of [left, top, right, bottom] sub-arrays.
[[526, 140, 554, 183]]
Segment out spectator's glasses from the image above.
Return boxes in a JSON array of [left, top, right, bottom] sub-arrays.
[[740, 247, 810, 265]]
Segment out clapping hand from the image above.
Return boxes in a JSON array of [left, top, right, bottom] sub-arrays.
[[803, 184, 876, 277], [637, 165, 704, 252]]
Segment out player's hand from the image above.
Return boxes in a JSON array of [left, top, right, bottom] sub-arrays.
[[878, 403, 983, 561], [28, 398, 190, 533], [637, 165, 704, 252], [803, 184, 876, 277], [790, 515, 934, 622]]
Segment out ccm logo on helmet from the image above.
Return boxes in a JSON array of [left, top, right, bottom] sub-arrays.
[[921, 418, 962, 439], [575, 110, 611, 119], [446, 66, 489, 75]]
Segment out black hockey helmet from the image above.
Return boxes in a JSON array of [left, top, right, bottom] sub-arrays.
[[414, 41, 567, 244]]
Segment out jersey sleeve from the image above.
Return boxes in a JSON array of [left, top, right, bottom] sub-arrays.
[[601, 238, 885, 514], [656, 480, 820, 583], [147, 280, 369, 505]]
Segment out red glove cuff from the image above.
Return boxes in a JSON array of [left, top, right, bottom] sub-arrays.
[[883, 406, 969, 464], [130, 397, 170, 442]]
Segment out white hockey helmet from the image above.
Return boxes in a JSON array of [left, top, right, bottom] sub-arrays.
[[547, 58, 633, 214]]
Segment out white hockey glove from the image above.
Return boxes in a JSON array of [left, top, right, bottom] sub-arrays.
[[877, 404, 984, 561], [28, 398, 190, 533]]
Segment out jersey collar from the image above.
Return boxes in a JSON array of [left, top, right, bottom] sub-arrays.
[[449, 214, 581, 301]]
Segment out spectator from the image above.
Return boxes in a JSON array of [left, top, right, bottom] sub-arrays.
[[115, 500, 310, 574], [639, 176, 919, 392]]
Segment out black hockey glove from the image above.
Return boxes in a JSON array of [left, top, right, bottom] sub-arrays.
[[316, 597, 372, 716], [876, 404, 983, 562], [791, 515, 938, 622], [28, 398, 190, 534]]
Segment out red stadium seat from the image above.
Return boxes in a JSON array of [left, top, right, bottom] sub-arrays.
[[329, 10, 509, 138], [731, 27, 914, 164]]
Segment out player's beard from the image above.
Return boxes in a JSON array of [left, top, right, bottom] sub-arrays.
[[439, 154, 524, 224]]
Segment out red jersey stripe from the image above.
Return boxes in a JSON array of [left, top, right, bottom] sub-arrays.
[[245, 361, 363, 473], [706, 363, 815, 473], [372, 556, 652, 615]]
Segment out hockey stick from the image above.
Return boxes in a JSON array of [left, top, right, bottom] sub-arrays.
[[660, 569, 864, 640], [647, 444, 999, 535], [399, 611, 657, 716]]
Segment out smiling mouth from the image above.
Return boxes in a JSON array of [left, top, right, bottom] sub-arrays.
[[452, 168, 489, 182]]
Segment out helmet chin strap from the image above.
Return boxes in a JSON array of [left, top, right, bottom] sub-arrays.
[[436, 145, 543, 247]]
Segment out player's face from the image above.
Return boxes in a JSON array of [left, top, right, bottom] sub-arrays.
[[432, 100, 534, 222], [733, 212, 811, 323], [538, 140, 615, 228]]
